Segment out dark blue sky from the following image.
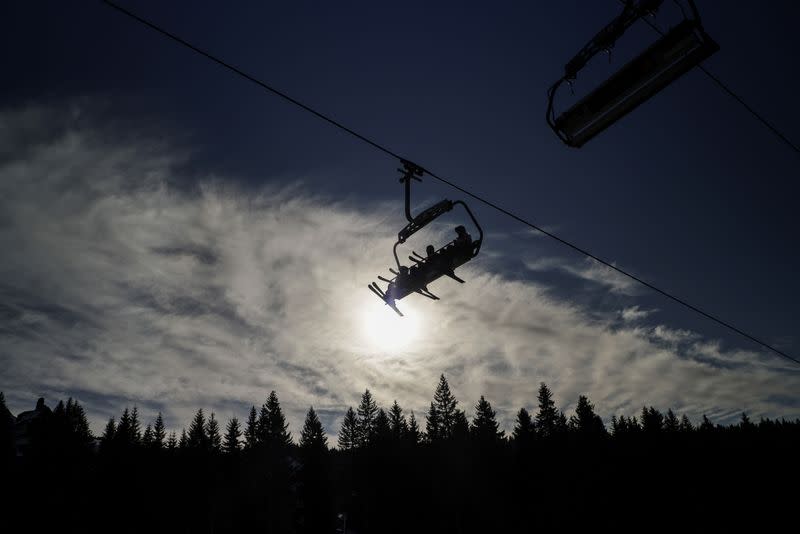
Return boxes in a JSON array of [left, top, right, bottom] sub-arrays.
[[4, 0, 799, 361]]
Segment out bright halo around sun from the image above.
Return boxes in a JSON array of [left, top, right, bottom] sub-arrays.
[[361, 299, 421, 352]]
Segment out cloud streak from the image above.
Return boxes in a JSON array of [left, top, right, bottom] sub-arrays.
[[1, 105, 798, 441]]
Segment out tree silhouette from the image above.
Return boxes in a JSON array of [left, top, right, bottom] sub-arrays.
[[512, 407, 535, 445], [167, 431, 178, 450], [152, 412, 166, 450], [389, 400, 408, 440], [245, 405, 258, 450], [142, 424, 154, 448], [569, 395, 606, 438], [641, 406, 664, 434], [357, 389, 378, 447], [130, 406, 142, 445], [471, 396, 504, 443], [338, 407, 359, 451], [100, 417, 116, 452], [679, 414, 694, 433], [187, 409, 208, 450], [407, 412, 422, 445], [224, 417, 241, 454], [425, 402, 441, 442], [264, 391, 292, 448], [430, 375, 459, 440], [179, 428, 188, 449], [664, 409, 680, 433], [536, 383, 559, 438], [207, 412, 222, 453], [300, 407, 327, 452], [373, 408, 391, 445]]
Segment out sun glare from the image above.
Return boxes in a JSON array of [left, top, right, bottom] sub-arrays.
[[361, 300, 421, 352]]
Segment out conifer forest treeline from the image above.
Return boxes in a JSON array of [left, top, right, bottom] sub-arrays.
[[2, 376, 798, 533]]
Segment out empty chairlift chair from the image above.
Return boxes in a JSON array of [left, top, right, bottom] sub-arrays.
[[546, 0, 719, 147]]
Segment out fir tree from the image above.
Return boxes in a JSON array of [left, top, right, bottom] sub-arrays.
[[115, 408, 132, 447], [641, 406, 664, 434], [356, 389, 378, 447], [130, 406, 142, 445], [224, 418, 242, 454], [536, 383, 559, 438], [245, 405, 258, 450], [512, 407, 535, 444], [388, 400, 408, 440], [425, 403, 441, 442], [257, 399, 270, 445], [100, 417, 116, 452], [152, 412, 166, 450], [65, 398, 92, 444], [664, 409, 680, 433], [300, 406, 328, 452], [407, 412, 422, 445], [338, 407, 359, 451], [187, 409, 208, 450], [431, 375, 458, 440], [699, 414, 714, 432], [167, 431, 178, 451], [452, 409, 470, 441], [679, 414, 694, 433], [142, 424, 154, 448], [471, 396, 504, 443], [372, 408, 391, 445], [569, 395, 606, 438], [179, 428, 188, 449], [264, 391, 292, 447], [207, 412, 222, 453]]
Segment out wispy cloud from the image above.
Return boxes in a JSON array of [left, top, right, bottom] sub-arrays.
[[1, 105, 798, 441]]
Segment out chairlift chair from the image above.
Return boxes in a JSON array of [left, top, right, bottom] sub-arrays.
[[546, 0, 719, 147], [368, 160, 484, 316]]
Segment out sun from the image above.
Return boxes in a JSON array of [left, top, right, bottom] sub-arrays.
[[361, 299, 421, 352]]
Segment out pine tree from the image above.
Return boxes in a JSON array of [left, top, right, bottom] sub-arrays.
[[699, 414, 714, 432], [679, 414, 694, 433], [115, 408, 132, 447], [452, 409, 470, 441], [130, 406, 142, 445], [64, 398, 92, 445], [356, 389, 378, 447], [512, 407, 535, 445], [100, 417, 116, 452], [179, 428, 188, 449], [187, 409, 208, 450], [338, 407, 359, 451], [224, 418, 242, 454], [536, 383, 559, 438], [265, 391, 292, 447], [388, 400, 408, 440], [569, 395, 606, 438], [641, 406, 664, 434], [432, 375, 458, 439], [300, 407, 328, 452], [167, 431, 178, 451], [426, 403, 441, 442], [206, 412, 222, 452], [142, 424, 154, 448], [245, 406, 258, 450], [664, 409, 680, 433], [407, 412, 422, 445], [152, 412, 166, 450], [257, 400, 270, 445], [471, 396, 504, 443], [372, 408, 391, 445]]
